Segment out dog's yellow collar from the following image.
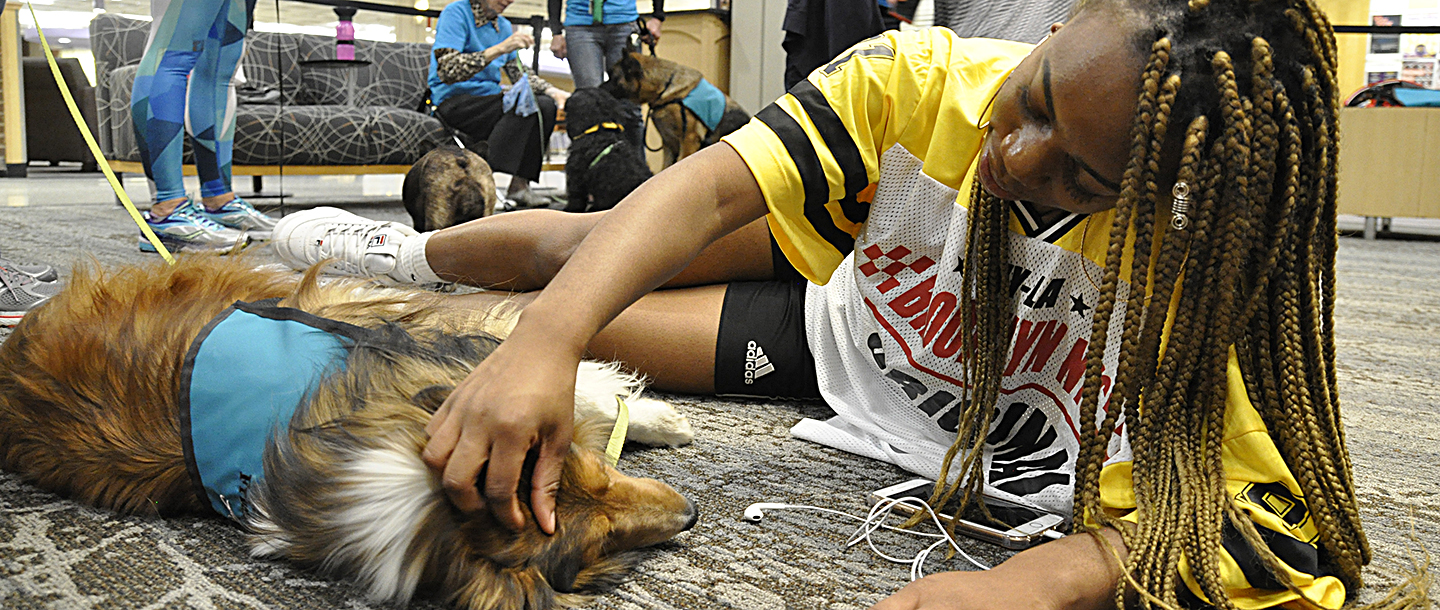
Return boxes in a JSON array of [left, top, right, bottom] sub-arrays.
[[581, 122, 625, 136], [605, 396, 630, 466]]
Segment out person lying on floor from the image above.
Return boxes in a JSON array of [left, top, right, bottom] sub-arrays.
[[270, 1, 1413, 607]]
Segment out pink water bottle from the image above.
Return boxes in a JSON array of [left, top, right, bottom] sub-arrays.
[[335, 7, 357, 61]]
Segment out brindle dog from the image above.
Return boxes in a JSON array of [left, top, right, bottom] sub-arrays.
[[403, 144, 499, 232], [600, 53, 750, 167]]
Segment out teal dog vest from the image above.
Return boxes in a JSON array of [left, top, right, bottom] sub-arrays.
[[180, 299, 362, 521]]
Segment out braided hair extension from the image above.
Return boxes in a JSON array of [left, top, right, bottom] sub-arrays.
[[924, 0, 1430, 607]]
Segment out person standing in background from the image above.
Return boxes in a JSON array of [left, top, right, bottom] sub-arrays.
[[548, 0, 664, 89], [780, 0, 883, 89], [130, 0, 278, 253]]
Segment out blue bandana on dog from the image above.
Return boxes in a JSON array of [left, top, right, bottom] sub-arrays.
[[682, 78, 726, 132], [179, 299, 363, 521]]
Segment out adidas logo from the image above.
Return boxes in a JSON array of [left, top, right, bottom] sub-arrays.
[[744, 340, 774, 385]]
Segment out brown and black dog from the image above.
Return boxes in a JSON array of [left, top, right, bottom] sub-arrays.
[[601, 53, 750, 167], [403, 144, 499, 232], [0, 255, 696, 610]]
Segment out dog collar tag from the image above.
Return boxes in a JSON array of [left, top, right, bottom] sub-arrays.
[[605, 397, 630, 466]]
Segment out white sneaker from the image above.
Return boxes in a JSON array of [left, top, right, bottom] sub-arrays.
[[271, 207, 417, 279]]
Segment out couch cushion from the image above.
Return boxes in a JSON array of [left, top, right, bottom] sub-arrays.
[[292, 37, 431, 110], [352, 40, 432, 110], [233, 105, 449, 166], [240, 31, 306, 106]]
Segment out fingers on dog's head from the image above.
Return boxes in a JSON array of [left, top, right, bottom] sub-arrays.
[[446, 445, 693, 607]]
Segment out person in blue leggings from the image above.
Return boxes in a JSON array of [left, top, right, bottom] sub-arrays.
[[131, 0, 275, 252]]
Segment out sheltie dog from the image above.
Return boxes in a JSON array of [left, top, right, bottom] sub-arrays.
[[0, 255, 697, 610]]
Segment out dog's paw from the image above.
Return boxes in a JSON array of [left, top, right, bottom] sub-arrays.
[[623, 397, 694, 447]]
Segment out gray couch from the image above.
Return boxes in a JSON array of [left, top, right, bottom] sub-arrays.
[[89, 13, 449, 168]]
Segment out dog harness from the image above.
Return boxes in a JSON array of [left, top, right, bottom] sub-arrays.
[[180, 299, 366, 521]]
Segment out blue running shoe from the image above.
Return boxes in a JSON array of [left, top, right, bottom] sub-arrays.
[[139, 198, 249, 253], [199, 196, 278, 240]]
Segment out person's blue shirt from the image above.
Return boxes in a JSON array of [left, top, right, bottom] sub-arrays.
[[563, 0, 640, 27], [428, 0, 518, 106]]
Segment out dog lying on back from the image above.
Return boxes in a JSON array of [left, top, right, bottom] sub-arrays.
[[0, 256, 696, 610], [403, 144, 499, 231], [563, 88, 652, 213], [601, 53, 750, 167]]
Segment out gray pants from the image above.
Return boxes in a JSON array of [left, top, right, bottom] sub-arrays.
[[565, 22, 637, 89]]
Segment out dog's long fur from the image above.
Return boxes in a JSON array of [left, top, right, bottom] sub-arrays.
[[0, 256, 695, 610], [562, 88, 652, 213], [601, 53, 750, 167]]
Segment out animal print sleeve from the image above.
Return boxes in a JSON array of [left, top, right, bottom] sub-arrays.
[[528, 74, 559, 98], [501, 62, 525, 88], [434, 48, 489, 84]]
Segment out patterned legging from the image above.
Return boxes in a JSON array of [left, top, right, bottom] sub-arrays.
[[131, 0, 249, 203]]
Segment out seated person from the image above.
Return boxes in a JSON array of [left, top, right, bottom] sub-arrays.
[[272, 1, 1409, 607], [430, 0, 569, 208]]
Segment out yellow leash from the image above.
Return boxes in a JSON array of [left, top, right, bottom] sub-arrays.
[[604, 396, 630, 467], [27, 3, 175, 263]]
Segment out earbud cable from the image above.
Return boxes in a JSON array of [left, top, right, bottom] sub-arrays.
[[745, 498, 992, 580]]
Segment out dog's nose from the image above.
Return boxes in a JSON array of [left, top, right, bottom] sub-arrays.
[[681, 498, 699, 531]]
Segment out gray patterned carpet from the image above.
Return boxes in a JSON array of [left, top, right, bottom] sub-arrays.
[[1, 200, 1436, 609]]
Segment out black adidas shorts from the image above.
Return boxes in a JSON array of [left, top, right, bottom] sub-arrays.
[[712, 232, 822, 399]]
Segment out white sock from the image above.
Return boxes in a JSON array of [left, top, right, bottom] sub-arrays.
[[390, 231, 445, 285]]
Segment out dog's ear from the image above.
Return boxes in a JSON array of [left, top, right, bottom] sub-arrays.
[[410, 385, 453, 413], [620, 53, 644, 82], [531, 531, 586, 593]]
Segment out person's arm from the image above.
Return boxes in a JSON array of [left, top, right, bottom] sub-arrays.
[[549, 0, 567, 58], [421, 143, 767, 533], [645, 0, 663, 42], [871, 528, 1128, 610], [434, 36, 533, 84]]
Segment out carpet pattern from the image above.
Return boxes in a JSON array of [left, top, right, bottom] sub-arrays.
[[1, 202, 1436, 608]]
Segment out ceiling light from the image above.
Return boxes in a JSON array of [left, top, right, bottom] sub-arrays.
[[57, 37, 71, 43], [414, 0, 429, 10]]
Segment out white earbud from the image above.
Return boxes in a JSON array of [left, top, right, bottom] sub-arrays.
[[742, 502, 793, 522]]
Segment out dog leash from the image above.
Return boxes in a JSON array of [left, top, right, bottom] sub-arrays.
[[604, 396, 630, 466], [27, 4, 175, 263]]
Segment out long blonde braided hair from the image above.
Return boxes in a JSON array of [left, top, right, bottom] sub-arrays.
[[927, 0, 1428, 607]]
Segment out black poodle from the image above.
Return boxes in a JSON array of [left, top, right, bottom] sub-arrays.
[[563, 87, 652, 213]]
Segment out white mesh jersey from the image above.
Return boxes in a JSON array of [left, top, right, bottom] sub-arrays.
[[798, 145, 1131, 515]]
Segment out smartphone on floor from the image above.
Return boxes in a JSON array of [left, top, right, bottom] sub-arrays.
[[871, 478, 1066, 550]]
